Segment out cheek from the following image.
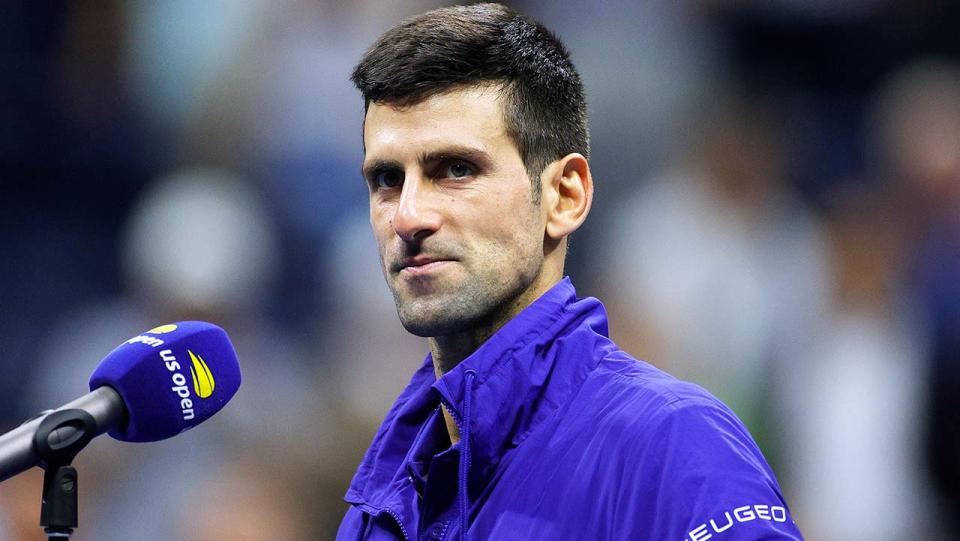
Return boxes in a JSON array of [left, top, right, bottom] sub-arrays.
[[482, 201, 543, 253], [369, 203, 395, 232], [368, 209, 395, 256]]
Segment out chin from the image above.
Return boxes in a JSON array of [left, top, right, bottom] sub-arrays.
[[397, 308, 472, 337], [398, 319, 445, 338], [394, 296, 482, 338], [389, 266, 538, 338]]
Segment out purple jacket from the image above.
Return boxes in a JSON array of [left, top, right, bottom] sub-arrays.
[[337, 278, 803, 540]]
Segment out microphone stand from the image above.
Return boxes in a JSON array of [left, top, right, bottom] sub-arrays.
[[33, 409, 97, 541]]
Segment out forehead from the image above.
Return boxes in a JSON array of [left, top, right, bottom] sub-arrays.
[[363, 86, 511, 160]]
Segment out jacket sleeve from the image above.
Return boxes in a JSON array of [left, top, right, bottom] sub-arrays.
[[336, 506, 366, 541], [621, 398, 805, 540]]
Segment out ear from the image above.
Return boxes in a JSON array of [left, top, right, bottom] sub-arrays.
[[542, 153, 593, 241]]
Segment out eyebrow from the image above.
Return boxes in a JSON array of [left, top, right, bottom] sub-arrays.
[[362, 145, 493, 179], [417, 146, 493, 169], [361, 159, 402, 181]]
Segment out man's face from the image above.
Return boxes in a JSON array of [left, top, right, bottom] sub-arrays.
[[362, 85, 546, 337]]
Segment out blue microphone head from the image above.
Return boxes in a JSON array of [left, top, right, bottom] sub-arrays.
[[89, 321, 241, 442]]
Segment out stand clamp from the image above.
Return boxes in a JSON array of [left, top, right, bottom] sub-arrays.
[[33, 409, 97, 540]]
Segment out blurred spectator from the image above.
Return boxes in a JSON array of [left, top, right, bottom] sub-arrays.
[[600, 95, 828, 447], [174, 456, 310, 541], [871, 59, 960, 534], [781, 188, 936, 540], [0, 1, 156, 425], [0, 469, 42, 540]]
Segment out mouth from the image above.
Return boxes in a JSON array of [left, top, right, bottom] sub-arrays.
[[393, 256, 457, 277]]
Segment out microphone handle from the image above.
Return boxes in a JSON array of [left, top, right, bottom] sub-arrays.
[[0, 386, 127, 482]]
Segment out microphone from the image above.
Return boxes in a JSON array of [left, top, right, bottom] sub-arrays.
[[0, 321, 241, 482]]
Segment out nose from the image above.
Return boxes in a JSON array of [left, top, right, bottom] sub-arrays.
[[392, 176, 442, 242]]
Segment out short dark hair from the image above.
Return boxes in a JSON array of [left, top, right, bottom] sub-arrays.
[[351, 3, 589, 191]]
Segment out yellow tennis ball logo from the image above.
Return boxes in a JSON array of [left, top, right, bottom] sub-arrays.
[[188, 350, 215, 399], [147, 324, 178, 334]]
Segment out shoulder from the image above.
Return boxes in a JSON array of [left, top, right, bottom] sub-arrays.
[[569, 349, 803, 539], [581, 349, 769, 468], [574, 348, 737, 435]]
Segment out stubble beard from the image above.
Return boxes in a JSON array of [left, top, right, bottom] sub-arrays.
[[386, 245, 543, 339]]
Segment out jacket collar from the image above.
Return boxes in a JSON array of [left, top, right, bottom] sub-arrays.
[[345, 277, 612, 509]]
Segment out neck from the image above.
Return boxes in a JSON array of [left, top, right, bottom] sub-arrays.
[[428, 263, 564, 444], [429, 264, 563, 375], [430, 310, 514, 445], [428, 330, 489, 376], [430, 336, 473, 445]]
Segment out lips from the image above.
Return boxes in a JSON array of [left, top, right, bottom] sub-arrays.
[[392, 255, 456, 275]]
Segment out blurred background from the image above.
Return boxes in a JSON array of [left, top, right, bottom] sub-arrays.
[[1, 0, 958, 539]]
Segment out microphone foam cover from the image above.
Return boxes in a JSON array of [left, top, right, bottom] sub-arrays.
[[89, 321, 242, 442]]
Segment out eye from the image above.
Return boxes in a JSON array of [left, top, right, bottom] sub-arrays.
[[444, 161, 474, 179], [373, 169, 404, 189]]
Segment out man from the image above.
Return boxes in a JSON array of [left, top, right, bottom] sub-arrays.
[[338, 4, 803, 540]]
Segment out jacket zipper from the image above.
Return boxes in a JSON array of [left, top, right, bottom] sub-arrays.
[[440, 372, 476, 541], [438, 395, 465, 439], [359, 501, 411, 541], [369, 398, 464, 541], [384, 508, 411, 541]]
